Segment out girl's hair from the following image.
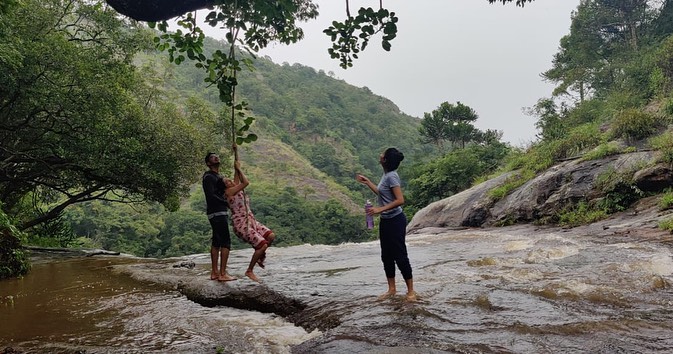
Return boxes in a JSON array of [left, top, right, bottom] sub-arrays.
[[382, 147, 404, 171]]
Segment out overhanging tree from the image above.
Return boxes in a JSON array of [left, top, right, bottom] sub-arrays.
[[0, 0, 209, 231]]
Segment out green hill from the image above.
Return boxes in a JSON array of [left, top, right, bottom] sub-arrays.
[[56, 36, 436, 257], [159, 36, 433, 204]]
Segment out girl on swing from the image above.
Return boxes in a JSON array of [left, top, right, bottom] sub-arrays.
[[224, 144, 276, 282]]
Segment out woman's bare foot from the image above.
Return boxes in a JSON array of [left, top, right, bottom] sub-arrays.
[[218, 273, 237, 282], [245, 270, 260, 282], [210, 271, 219, 280], [256, 252, 266, 269], [405, 291, 418, 302], [377, 290, 396, 301]]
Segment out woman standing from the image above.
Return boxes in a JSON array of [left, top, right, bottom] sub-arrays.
[[356, 148, 417, 301]]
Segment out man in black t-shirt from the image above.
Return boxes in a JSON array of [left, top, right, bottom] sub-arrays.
[[202, 152, 236, 281]]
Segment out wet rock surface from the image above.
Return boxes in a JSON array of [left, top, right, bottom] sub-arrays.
[[107, 195, 673, 353], [114, 261, 308, 320]]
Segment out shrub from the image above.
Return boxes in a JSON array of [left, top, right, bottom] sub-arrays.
[[649, 130, 673, 163], [594, 167, 644, 213], [605, 90, 646, 112], [582, 141, 623, 161], [658, 217, 673, 233], [558, 201, 608, 227], [663, 96, 673, 117], [0, 206, 30, 279], [659, 190, 673, 210], [543, 123, 604, 161], [655, 35, 673, 90], [649, 67, 667, 97], [566, 99, 606, 127], [610, 108, 658, 142]]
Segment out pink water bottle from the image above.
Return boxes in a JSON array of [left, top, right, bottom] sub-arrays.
[[365, 200, 374, 229]]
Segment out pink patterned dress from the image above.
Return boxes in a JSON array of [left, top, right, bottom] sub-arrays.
[[227, 190, 273, 249]]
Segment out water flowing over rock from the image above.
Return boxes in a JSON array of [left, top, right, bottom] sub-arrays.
[[115, 262, 307, 320], [4, 206, 673, 353]]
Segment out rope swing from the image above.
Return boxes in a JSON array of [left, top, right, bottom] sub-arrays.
[[225, 23, 254, 236]]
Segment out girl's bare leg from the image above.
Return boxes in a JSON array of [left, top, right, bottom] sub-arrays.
[[246, 244, 268, 282], [257, 233, 275, 268]]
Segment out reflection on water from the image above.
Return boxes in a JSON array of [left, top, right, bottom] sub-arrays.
[[2, 225, 673, 353], [0, 257, 319, 353]]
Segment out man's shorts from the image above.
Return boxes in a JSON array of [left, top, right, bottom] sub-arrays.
[[209, 215, 231, 249]]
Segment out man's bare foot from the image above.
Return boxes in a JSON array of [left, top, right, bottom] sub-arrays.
[[377, 290, 396, 301], [210, 271, 219, 280], [405, 291, 418, 302], [245, 270, 260, 282], [218, 273, 237, 282]]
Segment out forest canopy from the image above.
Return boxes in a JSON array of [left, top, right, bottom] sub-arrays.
[[0, 0, 213, 231]]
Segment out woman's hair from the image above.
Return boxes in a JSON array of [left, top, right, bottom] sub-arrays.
[[382, 147, 404, 171]]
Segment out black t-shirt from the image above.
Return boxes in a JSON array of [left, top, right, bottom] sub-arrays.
[[202, 171, 228, 215]]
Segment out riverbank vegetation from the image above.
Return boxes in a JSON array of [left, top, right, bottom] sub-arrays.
[[0, 205, 29, 280]]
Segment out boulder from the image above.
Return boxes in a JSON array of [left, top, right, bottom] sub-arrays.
[[408, 150, 666, 232]]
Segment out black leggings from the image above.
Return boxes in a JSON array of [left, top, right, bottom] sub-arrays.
[[379, 212, 412, 280]]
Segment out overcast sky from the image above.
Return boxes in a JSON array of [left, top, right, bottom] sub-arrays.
[[201, 0, 581, 146]]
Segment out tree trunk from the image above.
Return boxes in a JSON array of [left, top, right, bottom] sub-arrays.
[[629, 22, 638, 50], [579, 80, 585, 102]]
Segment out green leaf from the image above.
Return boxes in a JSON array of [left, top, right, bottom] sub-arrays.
[[382, 40, 391, 51]]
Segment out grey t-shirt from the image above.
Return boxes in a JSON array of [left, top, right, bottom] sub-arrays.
[[377, 171, 403, 219]]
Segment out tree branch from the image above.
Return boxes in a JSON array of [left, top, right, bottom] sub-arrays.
[[19, 186, 110, 230]]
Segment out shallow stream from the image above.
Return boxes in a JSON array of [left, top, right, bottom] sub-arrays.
[[2, 225, 673, 353]]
